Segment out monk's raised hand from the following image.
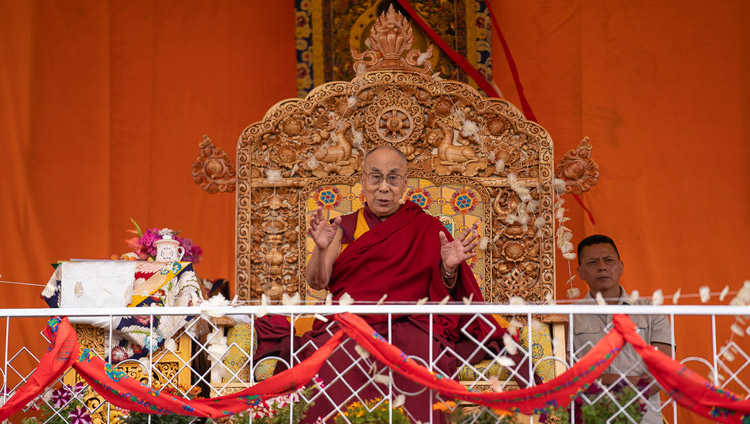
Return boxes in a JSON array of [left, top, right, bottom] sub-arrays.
[[439, 224, 480, 270], [308, 207, 341, 250]]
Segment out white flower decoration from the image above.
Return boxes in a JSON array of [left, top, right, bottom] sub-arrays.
[[392, 394, 406, 408], [282, 292, 301, 306], [373, 374, 392, 385], [354, 344, 370, 360], [416, 51, 431, 66], [461, 119, 480, 139], [509, 296, 525, 305], [502, 333, 517, 355], [672, 289, 681, 304], [497, 356, 516, 367], [567, 287, 581, 299], [652, 289, 664, 306], [552, 178, 567, 194], [720, 285, 730, 301], [347, 96, 358, 109], [339, 292, 355, 306], [200, 294, 230, 319]]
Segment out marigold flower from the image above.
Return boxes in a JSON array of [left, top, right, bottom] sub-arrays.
[[490, 407, 513, 416], [432, 400, 456, 411]]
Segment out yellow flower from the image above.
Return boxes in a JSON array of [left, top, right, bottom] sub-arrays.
[[490, 407, 512, 416], [432, 400, 456, 411]]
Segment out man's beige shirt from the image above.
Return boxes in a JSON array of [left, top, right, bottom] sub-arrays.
[[574, 286, 673, 423]]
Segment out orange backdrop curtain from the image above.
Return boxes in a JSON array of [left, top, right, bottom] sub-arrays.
[[0, 0, 297, 393], [491, 2, 750, 422], [1, 1, 748, 422]]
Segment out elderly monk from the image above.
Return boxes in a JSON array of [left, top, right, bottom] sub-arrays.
[[291, 145, 508, 423], [306, 145, 481, 321]]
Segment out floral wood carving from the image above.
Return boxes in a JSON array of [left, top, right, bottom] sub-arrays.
[[351, 4, 433, 75], [235, 7, 556, 304], [555, 136, 599, 195], [192, 135, 237, 194]]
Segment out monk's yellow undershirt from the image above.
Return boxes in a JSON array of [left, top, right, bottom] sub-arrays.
[[340, 208, 371, 253]]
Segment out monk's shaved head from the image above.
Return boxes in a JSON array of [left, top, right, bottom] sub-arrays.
[[363, 145, 407, 170]]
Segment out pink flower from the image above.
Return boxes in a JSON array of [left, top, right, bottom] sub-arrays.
[[134, 315, 151, 326], [138, 228, 161, 258], [68, 406, 92, 424], [71, 382, 86, 396], [111, 346, 130, 362], [313, 374, 326, 389], [50, 387, 71, 408], [175, 236, 202, 264]]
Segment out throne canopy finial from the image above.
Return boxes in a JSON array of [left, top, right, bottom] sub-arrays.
[[351, 4, 433, 74]]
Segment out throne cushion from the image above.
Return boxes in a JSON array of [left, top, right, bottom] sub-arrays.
[[456, 323, 556, 383]]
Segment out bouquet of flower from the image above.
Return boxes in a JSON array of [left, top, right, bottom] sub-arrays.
[[545, 380, 647, 424], [335, 398, 410, 424], [117, 219, 203, 264]]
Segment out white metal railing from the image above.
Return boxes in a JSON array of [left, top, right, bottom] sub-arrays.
[[1, 304, 748, 423]]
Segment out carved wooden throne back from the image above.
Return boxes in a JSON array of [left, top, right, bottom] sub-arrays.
[[235, 6, 556, 304]]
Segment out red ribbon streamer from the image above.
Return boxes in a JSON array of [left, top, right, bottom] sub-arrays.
[[3, 315, 749, 423], [572, 192, 596, 224], [394, 0, 500, 98], [483, 0, 536, 121]]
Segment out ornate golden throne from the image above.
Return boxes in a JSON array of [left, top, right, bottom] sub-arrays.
[[194, 5, 598, 391]]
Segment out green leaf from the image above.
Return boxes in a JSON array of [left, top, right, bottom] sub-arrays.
[[130, 217, 143, 237]]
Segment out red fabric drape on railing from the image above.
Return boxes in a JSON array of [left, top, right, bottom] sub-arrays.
[[2, 314, 749, 423], [0, 318, 79, 421]]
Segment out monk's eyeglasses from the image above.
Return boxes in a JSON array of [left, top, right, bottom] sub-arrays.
[[366, 172, 405, 186]]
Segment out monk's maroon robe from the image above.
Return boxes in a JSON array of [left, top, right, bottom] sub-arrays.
[[292, 201, 508, 423], [322, 200, 501, 344]]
